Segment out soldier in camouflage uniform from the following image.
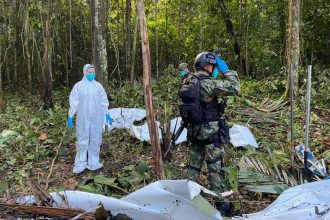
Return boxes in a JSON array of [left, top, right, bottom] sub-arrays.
[[178, 63, 190, 79], [186, 52, 240, 215]]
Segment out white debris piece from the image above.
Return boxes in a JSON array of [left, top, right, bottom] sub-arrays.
[[107, 109, 262, 149], [106, 108, 187, 144], [234, 179, 330, 220], [107, 108, 147, 130], [18, 179, 222, 220], [170, 117, 187, 144], [229, 124, 258, 148]]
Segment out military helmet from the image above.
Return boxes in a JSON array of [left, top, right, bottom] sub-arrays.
[[193, 52, 216, 69], [178, 63, 188, 71]]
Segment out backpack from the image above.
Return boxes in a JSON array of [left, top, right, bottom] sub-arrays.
[[178, 74, 208, 124]]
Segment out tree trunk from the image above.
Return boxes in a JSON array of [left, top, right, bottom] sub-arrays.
[[90, 0, 109, 90], [14, 0, 19, 83], [154, 0, 159, 79], [286, 0, 300, 96], [0, 70, 2, 108], [0, 27, 11, 107], [23, 0, 32, 94], [244, 0, 249, 75], [0, 45, 11, 86], [136, 0, 164, 180], [125, 0, 131, 76], [0, 45, 3, 107], [217, 0, 245, 74], [130, 15, 138, 82], [279, 1, 287, 67], [198, 2, 203, 52], [238, 0, 243, 73], [69, 0, 72, 69], [178, 0, 182, 61], [41, 9, 53, 110], [64, 24, 69, 87], [116, 0, 122, 82], [164, 0, 168, 69]]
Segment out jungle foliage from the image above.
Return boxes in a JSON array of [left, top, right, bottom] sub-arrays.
[[0, 0, 329, 215]]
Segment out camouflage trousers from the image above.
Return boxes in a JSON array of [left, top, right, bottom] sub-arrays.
[[187, 121, 229, 196]]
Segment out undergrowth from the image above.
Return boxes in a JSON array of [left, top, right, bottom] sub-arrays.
[[0, 65, 329, 201]]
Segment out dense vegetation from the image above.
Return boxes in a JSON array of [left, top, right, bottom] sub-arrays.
[[0, 0, 329, 216]]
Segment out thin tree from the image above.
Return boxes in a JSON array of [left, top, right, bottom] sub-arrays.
[[0, 44, 11, 108], [69, 0, 73, 70], [130, 15, 138, 82], [136, 0, 164, 180], [41, 1, 53, 110], [217, 0, 245, 74], [14, 0, 19, 83], [125, 0, 131, 76], [90, 0, 109, 89], [154, 0, 159, 79], [23, 0, 32, 94], [286, 0, 300, 96], [198, 1, 203, 52], [279, 0, 301, 102]]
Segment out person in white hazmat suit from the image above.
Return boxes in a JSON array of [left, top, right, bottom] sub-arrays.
[[67, 64, 112, 174]]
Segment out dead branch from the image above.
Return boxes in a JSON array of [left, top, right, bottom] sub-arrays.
[[44, 142, 61, 190], [0, 203, 95, 219], [27, 177, 57, 207]]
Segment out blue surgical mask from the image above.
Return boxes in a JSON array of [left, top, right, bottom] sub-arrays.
[[180, 70, 187, 76], [212, 68, 219, 79], [87, 73, 95, 81]]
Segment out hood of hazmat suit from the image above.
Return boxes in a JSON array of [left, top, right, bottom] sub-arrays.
[[68, 64, 109, 173]]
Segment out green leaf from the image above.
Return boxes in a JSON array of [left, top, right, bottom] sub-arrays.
[[245, 184, 289, 194], [79, 183, 102, 194], [94, 175, 117, 186]]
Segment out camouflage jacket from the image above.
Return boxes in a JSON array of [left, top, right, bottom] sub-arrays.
[[196, 70, 240, 102], [186, 70, 240, 141]]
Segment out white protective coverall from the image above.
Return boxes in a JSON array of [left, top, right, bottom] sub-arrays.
[[68, 64, 109, 174]]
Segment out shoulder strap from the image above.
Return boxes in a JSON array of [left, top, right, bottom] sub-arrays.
[[195, 74, 210, 81]]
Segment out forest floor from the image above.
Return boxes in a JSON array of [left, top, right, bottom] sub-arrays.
[[0, 76, 329, 218], [0, 129, 277, 217]]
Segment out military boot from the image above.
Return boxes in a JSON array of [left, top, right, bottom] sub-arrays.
[[215, 200, 232, 217]]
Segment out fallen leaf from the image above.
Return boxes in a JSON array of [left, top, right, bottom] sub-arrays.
[[324, 138, 330, 146], [38, 133, 47, 141], [64, 178, 78, 190]]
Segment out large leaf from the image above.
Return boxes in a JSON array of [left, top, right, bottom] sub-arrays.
[[245, 184, 289, 194], [238, 155, 298, 194], [94, 175, 117, 187], [78, 184, 102, 194]]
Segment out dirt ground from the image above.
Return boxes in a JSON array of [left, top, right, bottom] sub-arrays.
[[0, 129, 278, 219]]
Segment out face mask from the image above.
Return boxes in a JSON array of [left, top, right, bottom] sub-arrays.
[[212, 68, 219, 79], [180, 70, 187, 76], [86, 73, 95, 81]]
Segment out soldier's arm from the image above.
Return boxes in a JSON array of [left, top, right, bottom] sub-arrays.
[[211, 70, 240, 96]]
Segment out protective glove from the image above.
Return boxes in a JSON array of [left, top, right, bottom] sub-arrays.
[[68, 117, 73, 129], [106, 113, 113, 125], [214, 54, 229, 74]]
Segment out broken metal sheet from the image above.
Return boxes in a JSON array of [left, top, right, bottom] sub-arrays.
[[18, 179, 222, 220], [107, 109, 265, 148], [106, 108, 187, 144], [234, 179, 330, 220], [129, 120, 163, 141], [295, 144, 327, 177], [229, 125, 258, 148], [107, 108, 147, 130], [170, 117, 187, 144]]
